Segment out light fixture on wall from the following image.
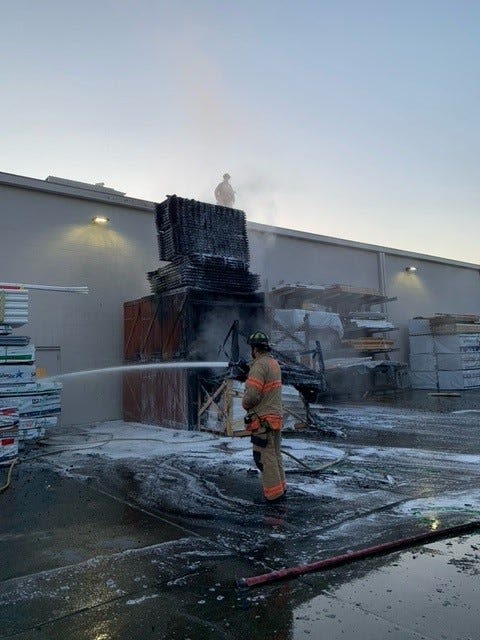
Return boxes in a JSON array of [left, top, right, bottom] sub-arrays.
[[405, 266, 418, 273], [92, 216, 110, 225]]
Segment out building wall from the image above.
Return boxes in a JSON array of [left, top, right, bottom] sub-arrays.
[[248, 225, 480, 362], [2, 175, 479, 424], [248, 228, 380, 290], [384, 255, 480, 360], [1, 182, 159, 425]]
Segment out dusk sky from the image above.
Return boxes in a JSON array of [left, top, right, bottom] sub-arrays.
[[1, 1, 479, 263]]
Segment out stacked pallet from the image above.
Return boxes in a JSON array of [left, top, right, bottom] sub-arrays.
[[151, 195, 259, 295], [148, 255, 259, 295], [409, 315, 480, 390], [155, 195, 250, 263]]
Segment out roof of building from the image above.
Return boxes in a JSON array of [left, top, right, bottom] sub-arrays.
[[1, 169, 478, 270]]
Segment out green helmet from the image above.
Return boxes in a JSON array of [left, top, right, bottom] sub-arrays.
[[247, 331, 271, 350]]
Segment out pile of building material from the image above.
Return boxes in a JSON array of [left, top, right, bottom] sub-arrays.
[[270, 308, 344, 358], [268, 282, 406, 398], [342, 338, 395, 352], [150, 195, 258, 295], [0, 406, 18, 467], [148, 255, 259, 294], [124, 197, 264, 430], [0, 288, 29, 327], [409, 315, 480, 390], [0, 285, 62, 464]]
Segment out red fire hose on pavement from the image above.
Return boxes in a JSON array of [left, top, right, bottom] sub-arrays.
[[237, 519, 480, 588]]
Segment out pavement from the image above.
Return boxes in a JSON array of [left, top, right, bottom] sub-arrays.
[[1, 392, 480, 639]]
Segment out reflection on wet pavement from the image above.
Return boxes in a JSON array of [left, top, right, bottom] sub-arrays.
[[1, 398, 479, 638]]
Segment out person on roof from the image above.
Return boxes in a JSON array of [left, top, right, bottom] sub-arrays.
[[242, 331, 286, 503], [214, 173, 235, 207]]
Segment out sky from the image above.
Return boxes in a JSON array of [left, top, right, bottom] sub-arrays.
[[1, 0, 479, 263]]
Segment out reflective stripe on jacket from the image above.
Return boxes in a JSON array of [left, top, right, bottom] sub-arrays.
[[242, 354, 283, 430]]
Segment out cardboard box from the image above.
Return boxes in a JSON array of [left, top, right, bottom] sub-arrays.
[[409, 354, 437, 372], [436, 353, 480, 371], [408, 318, 432, 336], [409, 335, 435, 354], [409, 371, 438, 390], [438, 370, 480, 390]]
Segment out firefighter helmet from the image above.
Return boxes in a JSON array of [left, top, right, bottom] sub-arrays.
[[247, 331, 271, 350]]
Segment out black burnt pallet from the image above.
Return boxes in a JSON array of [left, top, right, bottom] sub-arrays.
[[155, 195, 250, 264], [148, 256, 259, 295]]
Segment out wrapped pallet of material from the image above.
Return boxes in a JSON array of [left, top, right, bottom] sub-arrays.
[[409, 335, 435, 354], [0, 288, 29, 328], [434, 334, 480, 354], [437, 353, 480, 371], [409, 371, 438, 390], [0, 344, 35, 364], [273, 309, 344, 338], [409, 354, 437, 372], [0, 365, 36, 385], [0, 381, 62, 442], [408, 318, 432, 336], [0, 407, 19, 466], [438, 370, 480, 390]]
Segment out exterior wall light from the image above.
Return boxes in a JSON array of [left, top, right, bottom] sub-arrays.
[[92, 216, 110, 224], [405, 266, 417, 273]]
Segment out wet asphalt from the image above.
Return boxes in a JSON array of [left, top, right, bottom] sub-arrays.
[[1, 391, 479, 639]]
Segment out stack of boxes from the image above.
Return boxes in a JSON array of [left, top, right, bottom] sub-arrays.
[[0, 286, 62, 466], [408, 315, 480, 390]]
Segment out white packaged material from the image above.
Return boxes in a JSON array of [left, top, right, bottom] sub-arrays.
[[409, 335, 435, 354], [0, 407, 19, 465], [409, 354, 437, 372], [436, 353, 480, 371], [438, 370, 480, 390], [0, 427, 18, 464], [274, 309, 344, 338], [0, 344, 35, 363], [408, 318, 432, 336], [434, 334, 480, 354], [0, 390, 61, 417], [409, 371, 438, 390], [0, 289, 29, 327], [0, 365, 36, 385]]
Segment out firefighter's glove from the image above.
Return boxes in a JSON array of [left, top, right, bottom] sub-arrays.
[[229, 358, 250, 382]]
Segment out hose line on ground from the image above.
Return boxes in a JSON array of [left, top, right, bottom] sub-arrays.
[[0, 459, 17, 493]]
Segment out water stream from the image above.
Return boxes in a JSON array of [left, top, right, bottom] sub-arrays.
[[49, 361, 229, 382]]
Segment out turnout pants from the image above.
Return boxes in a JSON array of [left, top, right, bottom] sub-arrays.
[[251, 430, 287, 501]]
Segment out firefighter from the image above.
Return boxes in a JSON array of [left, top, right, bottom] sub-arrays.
[[214, 173, 235, 207], [242, 331, 286, 503]]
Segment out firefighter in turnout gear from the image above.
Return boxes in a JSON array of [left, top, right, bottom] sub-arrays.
[[242, 332, 287, 502]]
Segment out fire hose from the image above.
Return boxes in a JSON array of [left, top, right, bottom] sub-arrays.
[[237, 519, 480, 588]]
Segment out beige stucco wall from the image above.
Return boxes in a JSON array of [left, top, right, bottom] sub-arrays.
[[248, 225, 480, 362], [1, 182, 158, 425], [2, 176, 479, 424]]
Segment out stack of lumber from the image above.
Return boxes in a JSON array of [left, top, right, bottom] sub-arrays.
[[343, 338, 395, 352], [429, 314, 480, 335]]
